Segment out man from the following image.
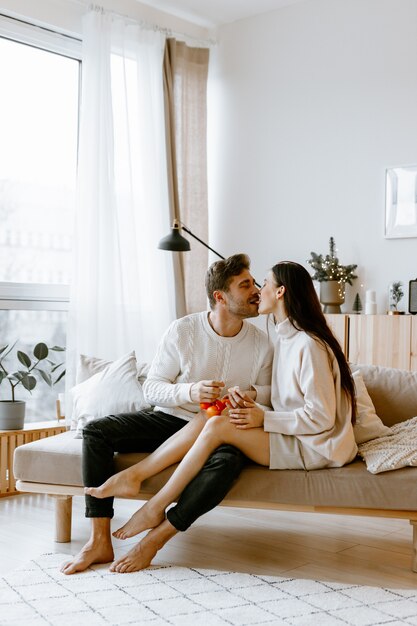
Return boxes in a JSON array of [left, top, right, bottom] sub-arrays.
[[62, 253, 272, 574]]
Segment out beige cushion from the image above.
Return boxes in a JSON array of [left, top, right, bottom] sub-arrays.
[[359, 416, 417, 474], [14, 430, 417, 511], [14, 431, 83, 485], [352, 371, 392, 444], [13, 431, 148, 486], [355, 364, 417, 427]]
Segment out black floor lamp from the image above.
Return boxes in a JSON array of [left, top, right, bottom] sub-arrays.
[[158, 219, 260, 287]]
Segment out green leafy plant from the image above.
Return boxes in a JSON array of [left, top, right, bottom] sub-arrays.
[[389, 281, 404, 311], [307, 236, 358, 285], [0, 341, 65, 402]]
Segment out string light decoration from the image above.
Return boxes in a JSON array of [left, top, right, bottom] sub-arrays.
[[307, 236, 357, 294]]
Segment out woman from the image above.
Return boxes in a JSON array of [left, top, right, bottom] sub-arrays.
[[92, 261, 358, 541]]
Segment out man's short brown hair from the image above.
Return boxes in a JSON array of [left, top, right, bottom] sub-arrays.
[[205, 253, 251, 309]]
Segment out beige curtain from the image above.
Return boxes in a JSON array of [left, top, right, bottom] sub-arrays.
[[163, 38, 210, 315]]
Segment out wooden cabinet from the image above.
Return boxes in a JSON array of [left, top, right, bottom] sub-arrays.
[[325, 314, 349, 355], [348, 314, 412, 370], [325, 314, 417, 370], [411, 316, 417, 371]]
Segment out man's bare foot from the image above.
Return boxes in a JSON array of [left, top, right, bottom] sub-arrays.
[[85, 467, 142, 499], [60, 539, 114, 575], [112, 502, 165, 539], [110, 519, 178, 573]]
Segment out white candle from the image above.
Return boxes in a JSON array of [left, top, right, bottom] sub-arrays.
[[366, 290, 376, 303], [365, 302, 377, 315]]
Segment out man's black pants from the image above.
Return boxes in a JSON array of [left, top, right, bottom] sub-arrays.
[[82, 409, 246, 531]]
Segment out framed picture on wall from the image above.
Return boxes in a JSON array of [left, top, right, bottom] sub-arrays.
[[385, 165, 417, 238]]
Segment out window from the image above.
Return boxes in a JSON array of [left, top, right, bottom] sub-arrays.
[[0, 15, 81, 422]]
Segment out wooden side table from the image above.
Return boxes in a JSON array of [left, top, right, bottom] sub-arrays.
[[0, 420, 67, 498]]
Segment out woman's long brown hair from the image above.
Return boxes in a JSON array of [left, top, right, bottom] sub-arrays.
[[271, 261, 356, 423]]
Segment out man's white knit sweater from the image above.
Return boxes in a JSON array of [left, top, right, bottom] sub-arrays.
[[143, 312, 273, 422], [264, 318, 357, 468]]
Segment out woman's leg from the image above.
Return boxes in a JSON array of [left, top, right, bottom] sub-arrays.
[[113, 415, 270, 539], [85, 413, 206, 499]]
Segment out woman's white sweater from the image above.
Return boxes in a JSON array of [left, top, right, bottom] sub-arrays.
[[264, 318, 357, 467], [143, 312, 273, 421]]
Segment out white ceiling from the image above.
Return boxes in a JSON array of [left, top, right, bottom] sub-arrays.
[[135, 0, 308, 28]]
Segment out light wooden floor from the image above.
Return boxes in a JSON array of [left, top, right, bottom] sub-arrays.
[[1, 493, 417, 589]]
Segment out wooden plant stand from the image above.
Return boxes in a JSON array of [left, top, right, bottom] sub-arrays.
[[0, 420, 66, 497]]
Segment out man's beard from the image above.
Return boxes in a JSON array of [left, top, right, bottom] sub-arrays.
[[227, 297, 260, 319]]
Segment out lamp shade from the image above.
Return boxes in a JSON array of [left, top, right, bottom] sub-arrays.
[[158, 227, 191, 252]]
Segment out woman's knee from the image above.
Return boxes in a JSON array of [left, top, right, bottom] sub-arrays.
[[201, 415, 230, 444]]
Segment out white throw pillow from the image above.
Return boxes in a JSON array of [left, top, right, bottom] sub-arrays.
[[76, 353, 150, 385], [76, 354, 113, 384], [358, 416, 417, 473], [353, 371, 392, 444], [70, 351, 150, 437]]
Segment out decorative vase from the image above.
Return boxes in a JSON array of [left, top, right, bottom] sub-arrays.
[[0, 400, 25, 430], [388, 283, 404, 314], [320, 281, 345, 314]]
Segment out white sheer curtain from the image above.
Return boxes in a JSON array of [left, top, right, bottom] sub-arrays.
[[66, 8, 176, 391]]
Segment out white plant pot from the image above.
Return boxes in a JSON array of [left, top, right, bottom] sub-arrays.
[[0, 400, 26, 430]]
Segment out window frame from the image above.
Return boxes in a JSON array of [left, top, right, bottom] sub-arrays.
[[0, 13, 82, 312], [0, 13, 82, 59]]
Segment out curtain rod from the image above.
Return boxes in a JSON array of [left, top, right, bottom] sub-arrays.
[[70, 0, 217, 47]]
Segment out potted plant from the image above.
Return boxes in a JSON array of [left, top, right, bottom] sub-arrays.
[[0, 341, 65, 430], [388, 281, 404, 314], [307, 236, 358, 313]]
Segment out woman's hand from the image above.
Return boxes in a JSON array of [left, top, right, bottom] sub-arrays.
[[228, 400, 265, 429], [228, 386, 256, 408]]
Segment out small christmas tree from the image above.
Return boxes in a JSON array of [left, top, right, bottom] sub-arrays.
[[352, 293, 362, 314]]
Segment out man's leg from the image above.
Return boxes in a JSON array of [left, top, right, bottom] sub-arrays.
[[61, 409, 185, 575], [167, 444, 247, 531], [83, 410, 185, 518]]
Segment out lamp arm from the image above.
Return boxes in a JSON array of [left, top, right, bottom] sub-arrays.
[[181, 225, 225, 260], [181, 224, 260, 288]]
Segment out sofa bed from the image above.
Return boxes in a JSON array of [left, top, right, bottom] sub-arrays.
[[13, 363, 417, 572]]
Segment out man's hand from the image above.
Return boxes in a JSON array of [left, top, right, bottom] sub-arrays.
[[228, 399, 265, 429], [190, 380, 225, 403]]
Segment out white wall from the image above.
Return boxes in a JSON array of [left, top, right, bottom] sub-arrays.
[[208, 0, 417, 313], [4, 0, 417, 313]]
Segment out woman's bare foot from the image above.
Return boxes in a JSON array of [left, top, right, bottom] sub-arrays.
[[112, 502, 165, 539], [109, 535, 158, 573], [85, 467, 142, 499], [60, 539, 114, 575]]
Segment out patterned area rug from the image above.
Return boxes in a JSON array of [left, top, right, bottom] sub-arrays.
[[1, 553, 417, 626]]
